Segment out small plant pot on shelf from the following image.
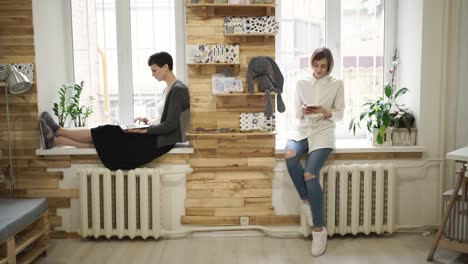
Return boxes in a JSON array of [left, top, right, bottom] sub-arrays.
[[392, 128, 417, 146], [369, 128, 393, 146]]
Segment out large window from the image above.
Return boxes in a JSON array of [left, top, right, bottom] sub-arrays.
[[277, 0, 391, 145], [71, 0, 179, 125], [71, 0, 392, 140]]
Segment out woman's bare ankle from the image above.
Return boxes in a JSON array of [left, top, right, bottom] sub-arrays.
[[313, 227, 323, 232]]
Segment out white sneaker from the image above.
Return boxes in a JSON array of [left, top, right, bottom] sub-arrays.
[[311, 227, 327, 256], [301, 203, 313, 227]]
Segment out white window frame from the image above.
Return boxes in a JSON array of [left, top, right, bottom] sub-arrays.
[[326, 0, 397, 88], [72, 0, 185, 124], [276, 0, 397, 144], [384, 0, 398, 80], [116, 0, 134, 124]]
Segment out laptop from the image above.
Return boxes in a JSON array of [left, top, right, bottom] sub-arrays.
[[119, 123, 150, 130]]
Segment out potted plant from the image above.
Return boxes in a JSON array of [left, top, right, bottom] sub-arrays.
[[68, 81, 94, 127], [52, 84, 72, 127], [390, 105, 416, 145], [349, 49, 415, 145], [52, 81, 94, 127]]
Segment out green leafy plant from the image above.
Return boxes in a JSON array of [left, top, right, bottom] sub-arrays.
[[349, 49, 415, 144], [390, 105, 415, 130], [52, 84, 72, 127], [68, 81, 94, 127], [53, 81, 94, 127]]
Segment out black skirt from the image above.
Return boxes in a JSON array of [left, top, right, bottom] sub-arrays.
[[91, 125, 174, 170]]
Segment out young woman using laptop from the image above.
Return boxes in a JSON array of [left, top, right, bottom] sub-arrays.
[[39, 52, 190, 170]]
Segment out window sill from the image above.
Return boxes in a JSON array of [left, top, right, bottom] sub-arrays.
[[275, 139, 427, 154], [35, 140, 425, 156], [35, 142, 194, 156]]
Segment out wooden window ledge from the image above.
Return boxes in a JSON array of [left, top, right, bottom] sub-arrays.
[[276, 139, 426, 157], [35, 142, 193, 156]]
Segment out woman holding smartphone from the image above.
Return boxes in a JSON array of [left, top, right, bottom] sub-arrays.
[[284, 47, 345, 256]]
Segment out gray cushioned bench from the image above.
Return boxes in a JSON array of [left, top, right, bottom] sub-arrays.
[[0, 198, 49, 264]]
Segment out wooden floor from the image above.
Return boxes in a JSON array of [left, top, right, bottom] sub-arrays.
[[36, 233, 467, 264]]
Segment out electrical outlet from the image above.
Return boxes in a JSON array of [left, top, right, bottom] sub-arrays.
[[240, 216, 249, 226]]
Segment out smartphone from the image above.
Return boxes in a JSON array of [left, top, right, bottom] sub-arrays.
[[304, 104, 321, 109]]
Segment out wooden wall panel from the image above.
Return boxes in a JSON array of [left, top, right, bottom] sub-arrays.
[[0, 0, 40, 201], [0, 0, 191, 236], [183, 0, 298, 226]]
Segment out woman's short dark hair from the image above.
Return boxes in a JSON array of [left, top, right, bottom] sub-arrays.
[[310, 47, 334, 75], [148, 51, 173, 71]]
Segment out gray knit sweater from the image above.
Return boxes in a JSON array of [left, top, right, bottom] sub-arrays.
[[147, 80, 190, 147]]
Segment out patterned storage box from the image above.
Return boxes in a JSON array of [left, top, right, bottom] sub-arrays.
[[240, 112, 275, 131], [186, 44, 239, 64], [224, 16, 279, 35]]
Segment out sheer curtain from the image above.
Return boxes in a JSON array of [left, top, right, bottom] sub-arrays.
[[130, 0, 176, 120], [71, 0, 177, 125], [341, 0, 385, 138], [72, 0, 119, 125], [276, 0, 385, 144], [276, 0, 325, 146]]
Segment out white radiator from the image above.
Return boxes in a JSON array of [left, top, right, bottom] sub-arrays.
[[78, 168, 162, 239], [320, 164, 395, 236]]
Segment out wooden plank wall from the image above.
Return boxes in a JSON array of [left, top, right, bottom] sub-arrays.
[[0, 0, 189, 238], [0, 0, 77, 237], [183, 0, 299, 226]]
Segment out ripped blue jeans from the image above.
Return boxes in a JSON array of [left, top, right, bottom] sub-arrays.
[[285, 138, 332, 228]]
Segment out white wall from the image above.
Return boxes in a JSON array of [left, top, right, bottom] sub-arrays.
[[397, 0, 422, 123], [419, 0, 447, 158], [392, 0, 445, 226], [33, 0, 74, 115], [455, 2, 468, 148], [443, 0, 468, 186]]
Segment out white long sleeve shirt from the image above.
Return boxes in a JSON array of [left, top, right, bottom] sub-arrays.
[[288, 75, 345, 152], [150, 93, 167, 125]]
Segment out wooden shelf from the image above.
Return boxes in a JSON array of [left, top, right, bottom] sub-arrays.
[[187, 63, 240, 74], [186, 3, 275, 18], [15, 226, 47, 255], [215, 92, 268, 96], [186, 3, 275, 8], [17, 243, 48, 264], [187, 63, 240, 65], [225, 33, 275, 36], [225, 33, 275, 43], [187, 131, 275, 139], [0, 212, 48, 264]]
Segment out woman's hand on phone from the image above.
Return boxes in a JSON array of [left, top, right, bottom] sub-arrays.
[[302, 104, 321, 115]]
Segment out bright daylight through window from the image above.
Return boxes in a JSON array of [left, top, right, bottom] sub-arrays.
[[71, 0, 388, 142], [276, 0, 386, 146], [71, 0, 176, 126]]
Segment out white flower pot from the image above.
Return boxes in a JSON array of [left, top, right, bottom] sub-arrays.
[[369, 128, 393, 146], [392, 128, 417, 146]]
